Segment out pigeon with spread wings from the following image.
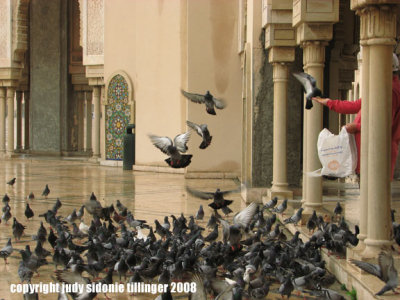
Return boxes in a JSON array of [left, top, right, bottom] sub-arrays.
[[149, 132, 192, 168], [293, 72, 322, 110], [181, 89, 226, 115], [185, 186, 239, 215], [186, 120, 212, 149]]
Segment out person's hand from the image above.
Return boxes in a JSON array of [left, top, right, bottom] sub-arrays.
[[345, 123, 358, 134], [312, 97, 330, 106]]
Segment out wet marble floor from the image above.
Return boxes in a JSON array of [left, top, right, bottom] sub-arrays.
[[0, 158, 350, 299]]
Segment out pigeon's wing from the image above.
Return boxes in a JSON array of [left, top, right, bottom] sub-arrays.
[[233, 202, 258, 229], [378, 252, 394, 282], [186, 186, 214, 200], [148, 135, 173, 155], [186, 120, 203, 137], [212, 97, 226, 109], [220, 219, 230, 244], [350, 259, 381, 278], [293, 72, 313, 95], [214, 278, 235, 300], [55, 270, 93, 300], [220, 187, 241, 196], [190, 273, 207, 300], [181, 89, 206, 104], [174, 131, 191, 153]]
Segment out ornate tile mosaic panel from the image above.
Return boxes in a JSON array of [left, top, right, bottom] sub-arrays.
[[106, 74, 131, 160]]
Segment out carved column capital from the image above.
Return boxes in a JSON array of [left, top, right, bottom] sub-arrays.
[[301, 41, 328, 69], [358, 5, 396, 46]]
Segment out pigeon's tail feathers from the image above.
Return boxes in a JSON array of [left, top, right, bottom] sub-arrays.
[[206, 107, 216, 115], [165, 155, 192, 168], [305, 98, 313, 110]]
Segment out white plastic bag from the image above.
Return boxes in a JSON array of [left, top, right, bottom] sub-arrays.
[[317, 127, 357, 177]]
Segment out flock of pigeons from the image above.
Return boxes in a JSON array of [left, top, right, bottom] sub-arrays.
[[0, 85, 398, 300], [1, 173, 394, 300]]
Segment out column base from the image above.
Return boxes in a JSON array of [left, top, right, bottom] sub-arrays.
[[89, 155, 100, 163], [361, 238, 393, 259], [241, 187, 269, 204], [265, 187, 293, 202]]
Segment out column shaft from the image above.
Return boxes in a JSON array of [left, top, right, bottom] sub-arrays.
[[357, 43, 369, 251], [302, 42, 325, 213], [364, 44, 393, 255], [85, 91, 92, 153], [92, 86, 100, 158], [6, 87, 15, 154], [0, 88, 6, 154], [77, 91, 84, 152], [24, 91, 29, 150], [271, 63, 290, 192], [16, 91, 23, 150]]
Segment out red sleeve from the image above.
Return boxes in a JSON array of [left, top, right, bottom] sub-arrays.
[[326, 98, 361, 114]]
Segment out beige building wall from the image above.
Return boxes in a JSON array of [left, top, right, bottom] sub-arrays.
[[104, 0, 187, 166], [104, 0, 242, 174], [186, 0, 242, 174]]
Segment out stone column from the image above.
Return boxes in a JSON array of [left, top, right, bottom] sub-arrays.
[[15, 91, 23, 151], [302, 41, 326, 213], [0, 88, 6, 155], [77, 91, 85, 152], [91, 86, 100, 159], [362, 6, 396, 258], [85, 91, 92, 153], [6, 87, 15, 155], [268, 48, 295, 199], [355, 41, 370, 253], [24, 91, 29, 150]]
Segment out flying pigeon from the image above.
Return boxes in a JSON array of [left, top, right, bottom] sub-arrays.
[[181, 89, 226, 115], [186, 120, 212, 149], [293, 72, 322, 110], [350, 251, 398, 296], [148, 132, 192, 168], [186, 186, 239, 215]]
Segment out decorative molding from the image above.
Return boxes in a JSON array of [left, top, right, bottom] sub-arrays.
[[12, 0, 29, 64], [302, 40, 327, 68], [0, 0, 11, 65], [82, 0, 104, 66]]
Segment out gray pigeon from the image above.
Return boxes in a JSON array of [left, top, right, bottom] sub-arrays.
[[148, 132, 192, 168], [283, 207, 304, 225], [195, 204, 204, 220], [262, 197, 278, 210], [350, 251, 398, 296], [181, 89, 226, 115], [293, 72, 322, 110], [186, 120, 212, 149], [12, 217, 26, 241], [272, 199, 288, 215], [0, 238, 13, 264]]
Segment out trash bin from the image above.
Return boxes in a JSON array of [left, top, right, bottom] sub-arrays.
[[123, 124, 135, 170]]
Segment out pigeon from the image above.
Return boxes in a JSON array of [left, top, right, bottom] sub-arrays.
[[25, 203, 34, 220], [306, 210, 318, 233], [77, 205, 85, 219], [186, 120, 212, 149], [334, 202, 343, 221], [13, 217, 26, 241], [2, 194, 10, 204], [1, 205, 12, 224], [42, 184, 50, 197], [27, 192, 35, 201], [293, 72, 322, 110], [195, 204, 204, 220], [181, 89, 226, 115], [55, 270, 97, 300], [0, 238, 13, 264], [350, 251, 398, 295], [205, 225, 219, 242], [262, 197, 278, 210], [84, 192, 103, 217], [186, 186, 239, 215], [284, 207, 304, 225], [23, 291, 39, 300], [148, 132, 192, 168], [7, 177, 16, 186], [271, 199, 288, 215]]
